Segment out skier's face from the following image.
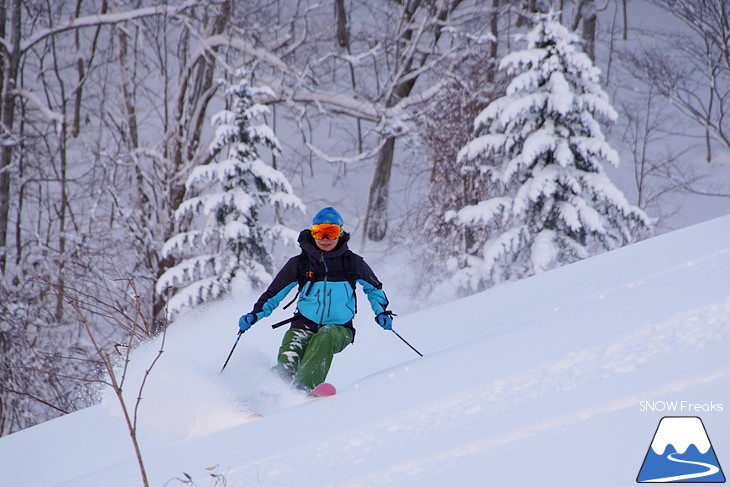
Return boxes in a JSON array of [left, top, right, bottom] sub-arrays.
[[315, 236, 339, 252]]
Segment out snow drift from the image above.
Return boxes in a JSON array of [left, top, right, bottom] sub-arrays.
[[1, 215, 729, 487]]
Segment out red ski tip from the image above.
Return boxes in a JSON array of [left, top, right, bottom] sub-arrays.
[[309, 382, 337, 397]]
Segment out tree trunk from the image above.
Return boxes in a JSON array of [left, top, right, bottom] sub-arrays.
[[0, 328, 10, 435], [363, 0, 459, 242], [0, 0, 21, 274], [364, 136, 395, 241], [0, 0, 8, 419], [488, 0, 500, 82], [573, 0, 597, 61], [582, 2, 597, 62], [335, 0, 349, 49], [117, 28, 139, 150], [55, 121, 69, 322]]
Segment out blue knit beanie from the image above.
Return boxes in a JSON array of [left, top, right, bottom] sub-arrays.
[[312, 207, 344, 227]]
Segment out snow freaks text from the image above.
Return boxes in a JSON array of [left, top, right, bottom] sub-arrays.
[[639, 401, 724, 413]]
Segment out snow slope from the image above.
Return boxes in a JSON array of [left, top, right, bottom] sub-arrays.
[[2, 215, 729, 487]]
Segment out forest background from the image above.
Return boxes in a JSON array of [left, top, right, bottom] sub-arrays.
[[2, 0, 730, 437]]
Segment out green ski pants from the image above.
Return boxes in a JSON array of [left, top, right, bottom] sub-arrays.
[[276, 325, 353, 390]]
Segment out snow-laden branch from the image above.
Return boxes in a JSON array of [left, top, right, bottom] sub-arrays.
[[283, 80, 445, 126], [204, 35, 297, 77], [340, 44, 382, 65], [12, 89, 64, 127], [202, 33, 445, 124], [289, 89, 381, 121], [305, 137, 389, 165], [20, 1, 201, 53], [197, 28, 449, 133]]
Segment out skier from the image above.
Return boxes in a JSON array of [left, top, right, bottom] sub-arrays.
[[237, 207, 394, 392]]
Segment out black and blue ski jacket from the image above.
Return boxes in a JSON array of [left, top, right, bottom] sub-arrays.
[[249, 230, 389, 331]]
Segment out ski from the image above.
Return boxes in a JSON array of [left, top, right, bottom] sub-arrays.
[[308, 382, 336, 398], [239, 383, 336, 420]]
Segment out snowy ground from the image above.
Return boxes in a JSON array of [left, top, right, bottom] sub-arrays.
[[1, 215, 729, 487]]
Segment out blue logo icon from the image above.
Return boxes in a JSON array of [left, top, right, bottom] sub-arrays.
[[637, 416, 725, 483]]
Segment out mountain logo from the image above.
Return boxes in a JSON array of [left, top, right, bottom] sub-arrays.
[[637, 416, 725, 483]]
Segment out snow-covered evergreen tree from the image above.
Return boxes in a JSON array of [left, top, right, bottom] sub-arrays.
[[157, 70, 304, 316], [442, 12, 653, 297]]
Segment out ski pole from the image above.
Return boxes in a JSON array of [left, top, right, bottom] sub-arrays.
[[391, 328, 423, 357], [220, 330, 244, 374]]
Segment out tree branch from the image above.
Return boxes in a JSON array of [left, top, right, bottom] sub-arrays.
[[19, 1, 202, 54]]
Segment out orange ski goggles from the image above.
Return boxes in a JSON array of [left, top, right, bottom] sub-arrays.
[[311, 223, 342, 240]]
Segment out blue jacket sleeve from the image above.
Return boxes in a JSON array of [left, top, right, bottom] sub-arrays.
[[249, 256, 299, 321], [355, 256, 389, 315]]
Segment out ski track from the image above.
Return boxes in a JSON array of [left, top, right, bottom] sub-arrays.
[[227, 368, 730, 487], [335, 370, 730, 487], [370, 294, 730, 432], [227, 297, 730, 486]]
